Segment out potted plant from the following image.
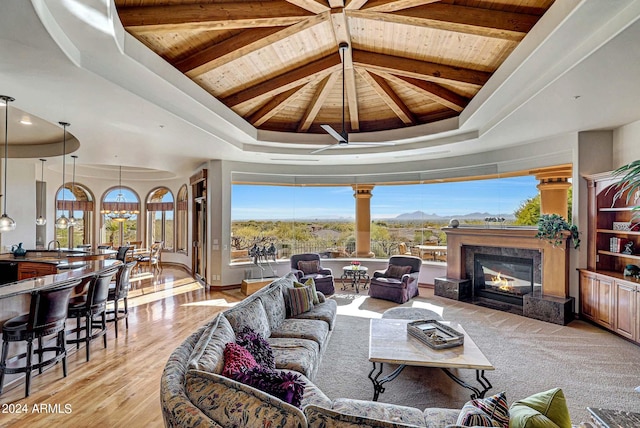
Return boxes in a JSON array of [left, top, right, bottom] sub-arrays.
[[535, 213, 580, 249], [612, 159, 640, 221]]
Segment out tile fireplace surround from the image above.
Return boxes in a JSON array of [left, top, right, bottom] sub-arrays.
[[434, 227, 574, 325]]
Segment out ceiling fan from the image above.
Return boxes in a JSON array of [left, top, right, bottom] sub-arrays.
[[311, 42, 396, 154]]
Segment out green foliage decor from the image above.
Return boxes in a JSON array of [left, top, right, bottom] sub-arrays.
[[612, 159, 640, 220], [535, 214, 580, 249]]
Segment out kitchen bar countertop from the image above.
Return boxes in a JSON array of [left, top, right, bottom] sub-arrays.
[[0, 259, 121, 299], [0, 247, 117, 265]]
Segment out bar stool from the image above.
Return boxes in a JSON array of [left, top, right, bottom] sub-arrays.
[[107, 260, 136, 338], [0, 279, 81, 397], [67, 268, 119, 362]]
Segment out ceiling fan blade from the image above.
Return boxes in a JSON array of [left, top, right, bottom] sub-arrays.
[[347, 142, 396, 146], [321, 124, 347, 143], [310, 143, 339, 154]]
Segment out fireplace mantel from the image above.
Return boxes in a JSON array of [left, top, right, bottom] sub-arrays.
[[436, 226, 574, 324], [444, 226, 570, 298]]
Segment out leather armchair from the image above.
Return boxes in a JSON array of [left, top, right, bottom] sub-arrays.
[[368, 256, 422, 304], [290, 253, 335, 295]]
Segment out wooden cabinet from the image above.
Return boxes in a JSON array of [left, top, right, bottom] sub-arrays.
[[579, 269, 640, 344], [579, 270, 614, 329], [581, 172, 640, 345], [615, 281, 636, 339], [17, 262, 58, 281]]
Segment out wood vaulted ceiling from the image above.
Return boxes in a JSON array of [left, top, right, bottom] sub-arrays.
[[115, 0, 554, 138]]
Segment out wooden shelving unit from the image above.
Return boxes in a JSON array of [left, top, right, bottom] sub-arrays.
[[581, 171, 640, 345]]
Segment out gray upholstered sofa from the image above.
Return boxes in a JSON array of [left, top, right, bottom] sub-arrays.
[[160, 273, 588, 428], [160, 273, 464, 427]]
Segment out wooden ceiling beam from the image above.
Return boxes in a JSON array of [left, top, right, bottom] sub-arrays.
[[352, 49, 489, 87], [177, 13, 330, 76], [222, 54, 342, 108], [352, 3, 539, 41], [362, 0, 441, 13], [249, 84, 308, 127], [345, 0, 369, 10], [298, 72, 340, 132], [357, 68, 416, 125], [118, 2, 313, 32], [285, 0, 330, 14], [374, 71, 468, 112]]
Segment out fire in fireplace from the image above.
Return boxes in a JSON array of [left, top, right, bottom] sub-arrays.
[[473, 253, 538, 306]]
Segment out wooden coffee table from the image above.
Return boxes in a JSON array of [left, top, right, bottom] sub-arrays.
[[368, 318, 494, 401]]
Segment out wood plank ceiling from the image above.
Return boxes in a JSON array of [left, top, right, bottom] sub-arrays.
[[115, 0, 554, 140]]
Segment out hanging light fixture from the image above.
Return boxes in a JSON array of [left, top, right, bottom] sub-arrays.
[[36, 159, 47, 226], [0, 95, 16, 232], [68, 155, 78, 227], [55, 121, 70, 230], [101, 165, 138, 222]]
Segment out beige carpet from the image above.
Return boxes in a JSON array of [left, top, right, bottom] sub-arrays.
[[314, 288, 640, 424]]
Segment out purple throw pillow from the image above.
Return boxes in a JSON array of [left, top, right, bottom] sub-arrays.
[[222, 342, 258, 377], [232, 366, 306, 408], [236, 326, 276, 370]]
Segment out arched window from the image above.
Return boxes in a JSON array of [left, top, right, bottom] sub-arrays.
[[101, 187, 140, 248], [176, 184, 188, 254], [55, 183, 95, 248], [147, 187, 174, 251]]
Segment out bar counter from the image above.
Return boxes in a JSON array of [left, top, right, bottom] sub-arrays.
[[0, 259, 122, 325]]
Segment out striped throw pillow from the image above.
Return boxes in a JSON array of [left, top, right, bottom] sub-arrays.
[[285, 285, 315, 317], [457, 391, 509, 427]]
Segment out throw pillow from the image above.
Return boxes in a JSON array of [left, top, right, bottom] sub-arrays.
[[456, 392, 509, 428], [297, 260, 320, 275], [222, 342, 258, 377], [284, 285, 315, 317], [456, 401, 502, 427], [384, 264, 412, 279], [294, 277, 319, 305], [236, 326, 276, 370], [509, 388, 571, 428], [233, 366, 306, 408]]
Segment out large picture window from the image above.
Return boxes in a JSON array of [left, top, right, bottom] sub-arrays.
[[231, 175, 543, 261], [147, 187, 174, 251], [55, 183, 94, 248], [176, 185, 188, 254], [101, 187, 140, 248]]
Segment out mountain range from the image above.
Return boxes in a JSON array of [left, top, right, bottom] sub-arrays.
[[393, 211, 516, 221]]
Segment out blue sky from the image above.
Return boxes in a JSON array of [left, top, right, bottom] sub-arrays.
[[231, 175, 539, 220]]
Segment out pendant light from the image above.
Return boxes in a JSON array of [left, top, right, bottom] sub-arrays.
[[0, 95, 16, 232], [55, 122, 70, 230], [36, 159, 47, 226], [68, 155, 78, 227]]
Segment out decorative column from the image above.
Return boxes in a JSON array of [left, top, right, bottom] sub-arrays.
[[353, 184, 375, 258], [534, 166, 572, 217]]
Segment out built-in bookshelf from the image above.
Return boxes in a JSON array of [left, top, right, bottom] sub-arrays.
[[581, 172, 640, 345]]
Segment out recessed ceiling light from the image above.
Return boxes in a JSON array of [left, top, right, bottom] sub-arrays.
[[20, 118, 32, 125]]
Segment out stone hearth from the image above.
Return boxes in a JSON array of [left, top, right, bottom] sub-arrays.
[[434, 227, 574, 325]]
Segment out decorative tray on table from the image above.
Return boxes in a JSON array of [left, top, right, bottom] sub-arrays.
[[407, 319, 464, 349]]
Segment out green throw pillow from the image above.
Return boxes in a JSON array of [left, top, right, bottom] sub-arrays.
[[294, 277, 319, 305], [509, 388, 571, 428]]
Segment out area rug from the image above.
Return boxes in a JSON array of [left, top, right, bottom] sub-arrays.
[[314, 290, 640, 424]]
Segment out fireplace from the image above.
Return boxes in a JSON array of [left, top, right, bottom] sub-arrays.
[[473, 253, 540, 306], [434, 227, 575, 325]]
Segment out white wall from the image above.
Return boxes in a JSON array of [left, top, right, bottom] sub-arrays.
[[613, 119, 640, 167]]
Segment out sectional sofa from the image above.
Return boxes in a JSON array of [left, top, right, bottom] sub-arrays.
[[160, 273, 593, 428]]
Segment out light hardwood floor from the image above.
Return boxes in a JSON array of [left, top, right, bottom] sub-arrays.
[[0, 266, 245, 427]]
